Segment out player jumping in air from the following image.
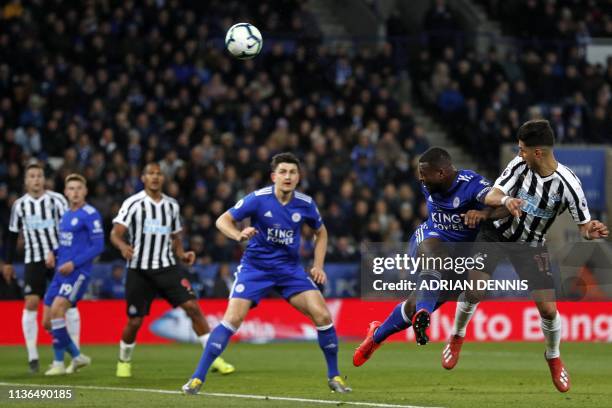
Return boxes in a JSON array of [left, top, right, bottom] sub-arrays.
[[43, 173, 104, 375], [110, 162, 234, 378], [182, 152, 351, 395], [354, 147, 496, 366], [444, 120, 609, 392]]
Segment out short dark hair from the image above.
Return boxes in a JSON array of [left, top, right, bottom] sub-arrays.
[[270, 152, 300, 171], [517, 119, 555, 147], [142, 161, 161, 173], [419, 147, 452, 168]]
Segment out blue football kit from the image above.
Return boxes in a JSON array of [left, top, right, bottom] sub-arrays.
[[190, 186, 343, 385], [228, 185, 323, 304], [44, 204, 105, 306], [373, 170, 491, 344]]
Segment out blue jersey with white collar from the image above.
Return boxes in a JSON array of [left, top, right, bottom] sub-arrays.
[[229, 186, 323, 270], [422, 169, 491, 242], [57, 203, 105, 275]]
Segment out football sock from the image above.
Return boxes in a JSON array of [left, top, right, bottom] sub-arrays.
[[192, 321, 235, 381], [119, 340, 136, 362], [197, 333, 210, 348], [541, 312, 562, 359], [22, 309, 39, 362], [452, 294, 478, 337], [416, 269, 442, 314], [373, 301, 411, 344], [316, 323, 340, 378], [65, 307, 81, 347], [51, 318, 80, 362]]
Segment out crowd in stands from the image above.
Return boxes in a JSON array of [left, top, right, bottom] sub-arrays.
[[408, 0, 612, 169], [0, 0, 430, 288]]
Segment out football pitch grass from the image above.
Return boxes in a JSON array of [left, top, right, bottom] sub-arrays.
[[0, 342, 610, 408]]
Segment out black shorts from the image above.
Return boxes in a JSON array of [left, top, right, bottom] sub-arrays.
[[125, 266, 196, 317], [24, 261, 55, 297], [475, 221, 554, 291]]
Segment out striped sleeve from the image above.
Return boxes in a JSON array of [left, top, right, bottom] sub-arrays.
[[493, 155, 528, 195], [113, 196, 139, 227], [171, 202, 182, 233], [557, 167, 591, 225], [8, 199, 22, 233]]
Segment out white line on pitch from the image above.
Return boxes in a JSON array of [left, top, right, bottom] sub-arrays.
[[0, 382, 444, 408]]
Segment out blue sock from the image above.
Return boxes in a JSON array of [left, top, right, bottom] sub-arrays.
[[373, 301, 411, 344], [51, 318, 80, 361], [192, 322, 235, 381], [317, 324, 340, 379], [416, 270, 442, 314]]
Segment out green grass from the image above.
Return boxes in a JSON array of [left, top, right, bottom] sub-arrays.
[[0, 342, 610, 407]]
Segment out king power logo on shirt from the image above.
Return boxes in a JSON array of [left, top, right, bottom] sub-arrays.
[[266, 227, 294, 245], [431, 211, 465, 231]]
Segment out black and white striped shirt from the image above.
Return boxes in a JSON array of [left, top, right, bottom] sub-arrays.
[[493, 155, 591, 244], [9, 191, 68, 263], [113, 191, 182, 270]]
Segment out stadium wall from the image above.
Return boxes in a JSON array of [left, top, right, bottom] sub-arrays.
[[1, 300, 610, 345]]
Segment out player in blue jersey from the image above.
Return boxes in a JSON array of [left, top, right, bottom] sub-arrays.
[[42, 173, 104, 375], [182, 152, 351, 394], [354, 147, 497, 366]]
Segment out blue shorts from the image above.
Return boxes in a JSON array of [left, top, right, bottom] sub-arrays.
[[408, 223, 448, 257], [44, 270, 90, 306], [230, 262, 319, 305]]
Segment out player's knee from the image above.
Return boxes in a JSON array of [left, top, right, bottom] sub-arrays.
[[128, 316, 144, 329], [538, 306, 557, 320], [182, 301, 202, 319], [24, 296, 40, 311], [311, 307, 332, 326]]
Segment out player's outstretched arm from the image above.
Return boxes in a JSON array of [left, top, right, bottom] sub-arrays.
[[310, 225, 328, 285], [484, 188, 523, 218], [110, 223, 134, 260], [579, 220, 609, 240], [216, 211, 257, 242]]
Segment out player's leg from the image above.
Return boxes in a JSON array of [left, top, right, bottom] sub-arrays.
[[45, 272, 91, 376], [517, 244, 569, 392], [287, 288, 351, 393], [155, 265, 235, 375], [22, 262, 47, 372], [183, 297, 251, 394], [353, 295, 415, 367], [116, 268, 154, 377], [65, 307, 81, 347], [184, 264, 269, 394]]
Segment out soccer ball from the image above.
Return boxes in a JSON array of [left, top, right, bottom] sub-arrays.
[[225, 23, 263, 60]]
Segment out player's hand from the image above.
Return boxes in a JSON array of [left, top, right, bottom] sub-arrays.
[[2, 264, 15, 284], [58, 261, 75, 275], [584, 220, 609, 240], [181, 251, 196, 266], [462, 210, 487, 228], [120, 244, 134, 260], [45, 251, 56, 269], [237, 227, 258, 242], [310, 266, 327, 285], [505, 198, 523, 218]]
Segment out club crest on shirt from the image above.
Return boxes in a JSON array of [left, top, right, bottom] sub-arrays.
[[71, 218, 79, 226], [291, 213, 301, 222], [453, 197, 460, 208]]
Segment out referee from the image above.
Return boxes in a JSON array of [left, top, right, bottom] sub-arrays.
[[3, 163, 80, 373], [110, 162, 234, 378]]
